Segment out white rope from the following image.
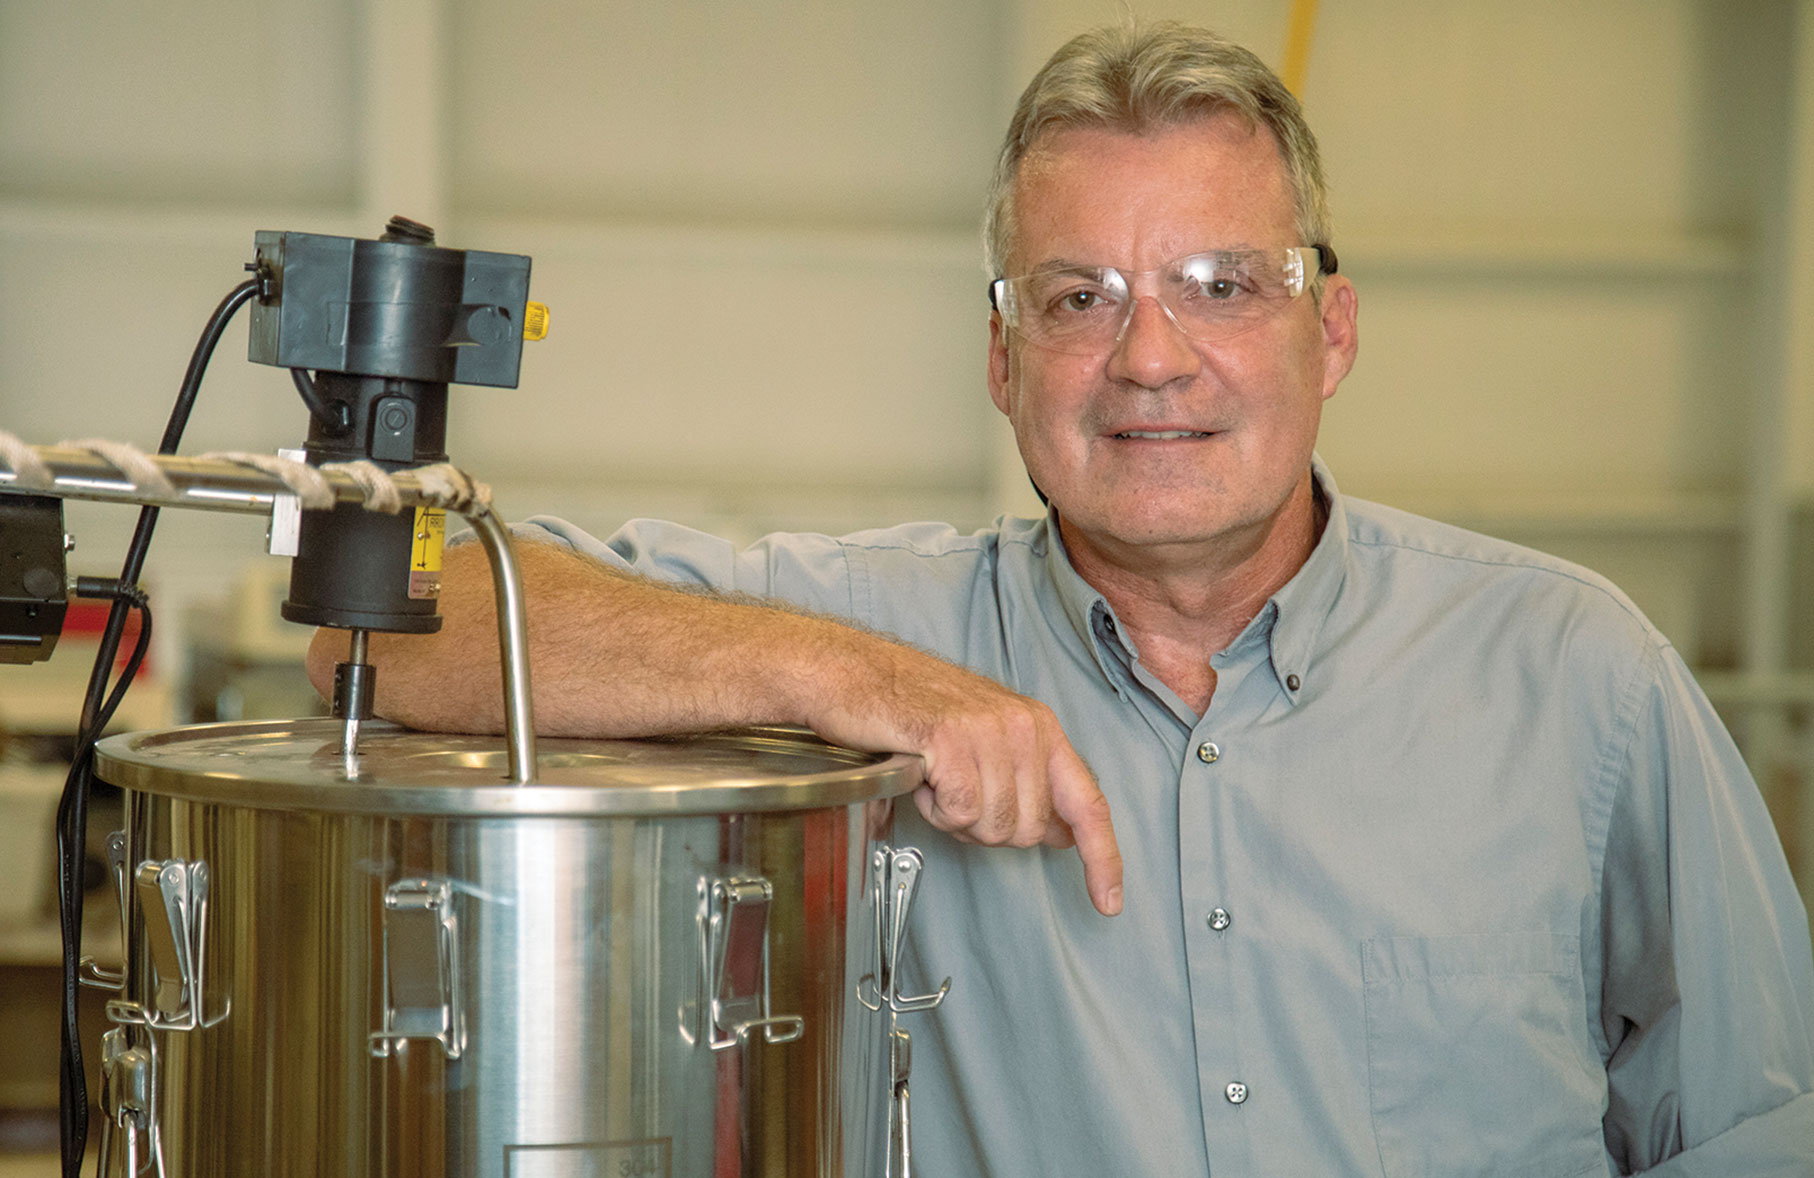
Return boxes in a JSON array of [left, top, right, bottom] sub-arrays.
[[4, 432, 491, 517], [58, 437, 177, 500], [199, 450, 335, 510], [318, 459, 402, 514], [0, 429, 54, 490], [410, 463, 492, 513]]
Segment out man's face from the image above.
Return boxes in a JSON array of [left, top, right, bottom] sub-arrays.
[[988, 113, 1358, 569]]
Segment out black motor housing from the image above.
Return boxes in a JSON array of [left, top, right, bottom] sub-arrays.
[[246, 216, 532, 633]]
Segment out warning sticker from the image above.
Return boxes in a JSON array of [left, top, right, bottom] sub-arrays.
[[408, 507, 445, 600]]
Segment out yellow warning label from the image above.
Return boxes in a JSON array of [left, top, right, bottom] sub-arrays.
[[408, 507, 445, 599]]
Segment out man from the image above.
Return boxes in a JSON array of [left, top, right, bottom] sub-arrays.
[[316, 22, 1814, 1176]]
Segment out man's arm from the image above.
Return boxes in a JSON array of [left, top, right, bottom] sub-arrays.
[[305, 538, 1124, 916], [1599, 641, 1814, 1172]]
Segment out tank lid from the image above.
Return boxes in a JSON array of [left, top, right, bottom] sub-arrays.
[[94, 720, 922, 817]]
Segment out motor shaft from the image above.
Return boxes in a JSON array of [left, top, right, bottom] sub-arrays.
[[334, 628, 375, 760]]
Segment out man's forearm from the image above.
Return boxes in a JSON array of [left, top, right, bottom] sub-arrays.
[[304, 535, 1125, 915], [306, 538, 848, 738]]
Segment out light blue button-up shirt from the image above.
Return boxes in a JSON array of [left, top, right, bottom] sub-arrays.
[[524, 461, 1814, 1177]]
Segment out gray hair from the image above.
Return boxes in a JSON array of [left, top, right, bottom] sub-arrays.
[[983, 21, 1332, 280]]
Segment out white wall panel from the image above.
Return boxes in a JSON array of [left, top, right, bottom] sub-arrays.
[[0, 222, 316, 457], [1320, 274, 1747, 500], [1313, 1, 1706, 232], [1775, 3, 1814, 499], [448, 219, 993, 498], [446, 0, 1005, 227], [0, 0, 359, 207]]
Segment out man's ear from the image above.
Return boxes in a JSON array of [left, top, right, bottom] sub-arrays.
[[988, 313, 1012, 416], [1319, 276, 1359, 401]]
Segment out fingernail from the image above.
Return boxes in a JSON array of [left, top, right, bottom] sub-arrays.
[[1104, 885, 1123, 916]]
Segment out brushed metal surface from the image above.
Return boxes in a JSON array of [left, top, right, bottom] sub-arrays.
[[95, 720, 922, 816], [94, 726, 917, 1177]]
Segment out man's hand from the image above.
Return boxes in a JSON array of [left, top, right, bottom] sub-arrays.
[[806, 645, 1123, 917], [311, 540, 1123, 916]]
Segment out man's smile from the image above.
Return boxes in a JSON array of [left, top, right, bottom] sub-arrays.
[[1110, 429, 1215, 440]]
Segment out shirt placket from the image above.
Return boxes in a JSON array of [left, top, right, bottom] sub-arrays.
[[1177, 641, 1268, 1177]]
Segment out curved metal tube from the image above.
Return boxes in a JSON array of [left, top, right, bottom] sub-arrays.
[[462, 507, 537, 783]]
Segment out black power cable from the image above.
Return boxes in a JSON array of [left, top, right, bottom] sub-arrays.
[[71, 579, 154, 736], [56, 277, 259, 1178]]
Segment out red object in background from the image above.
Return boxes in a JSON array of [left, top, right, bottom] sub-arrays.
[[59, 599, 152, 676]]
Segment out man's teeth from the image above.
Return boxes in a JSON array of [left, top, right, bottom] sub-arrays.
[[1116, 430, 1208, 439]]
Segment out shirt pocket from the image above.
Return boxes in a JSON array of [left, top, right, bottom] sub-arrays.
[[1362, 932, 1609, 1178]]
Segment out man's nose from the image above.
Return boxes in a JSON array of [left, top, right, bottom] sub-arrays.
[[1107, 295, 1201, 387]]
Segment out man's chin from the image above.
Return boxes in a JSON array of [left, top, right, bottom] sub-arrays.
[[1060, 503, 1262, 555]]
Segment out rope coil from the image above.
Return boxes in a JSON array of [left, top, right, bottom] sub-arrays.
[[321, 459, 402, 513], [0, 429, 53, 490], [200, 450, 334, 509], [57, 438, 178, 500], [0, 430, 491, 516]]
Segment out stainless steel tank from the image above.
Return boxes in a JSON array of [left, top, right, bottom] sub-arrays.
[[90, 718, 941, 1178]]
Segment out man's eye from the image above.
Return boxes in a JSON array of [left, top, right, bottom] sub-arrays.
[[1055, 289, 1107, 313], [1186, 275, 1245, 301]]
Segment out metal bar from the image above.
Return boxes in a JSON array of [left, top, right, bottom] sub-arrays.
[[2, 439, 540, 783], [342, 629, 370, 759], [467, 508, 537, 784], [2, 445, 456, 515]]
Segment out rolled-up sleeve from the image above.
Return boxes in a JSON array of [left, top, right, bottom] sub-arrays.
[[514, 515, 861, 621], [1599, 641, 1814, 1173]]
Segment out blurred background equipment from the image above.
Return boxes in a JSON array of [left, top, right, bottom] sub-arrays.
[[0, 495, 68, 666]]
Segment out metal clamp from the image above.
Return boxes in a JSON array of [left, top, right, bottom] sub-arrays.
[[96, 1026, 166, 1178], [79, 957, 125, 992], [859, 846, 948, 1178], [886, 1025, 914, 1178], [266, 446, 305, 556], [79, 830, 128, 993], [693, 875, 804, 1051], [107, 858, 224, 1032], [371, 878, 464, 1059], [858, 846, 951, 1015]]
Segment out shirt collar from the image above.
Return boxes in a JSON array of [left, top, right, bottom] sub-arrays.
[[1260, 455, 1349, 705], [1039, 455, 1351, 706], [1040, 514, 1137, 686]]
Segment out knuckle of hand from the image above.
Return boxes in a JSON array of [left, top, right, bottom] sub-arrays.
[[1021, 801, 1058, 847], [1001, 706, 1042, 744], [980, 797, 1020, 844], [932, 783, 981, 829]]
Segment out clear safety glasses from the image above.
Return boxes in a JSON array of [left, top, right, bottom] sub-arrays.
[[989, 244, 1337, 356]]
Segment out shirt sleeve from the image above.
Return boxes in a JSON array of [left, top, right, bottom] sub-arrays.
[[511, 514, 863, 621], [1599, 640, 1814, 1174]]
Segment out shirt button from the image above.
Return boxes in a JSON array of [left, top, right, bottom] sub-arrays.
[[1286, 673, 1301, 691], [1196, 741, 1220, 763], [1225, 1082, 1248, 1104], [1208, 907, 1232, 931]]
